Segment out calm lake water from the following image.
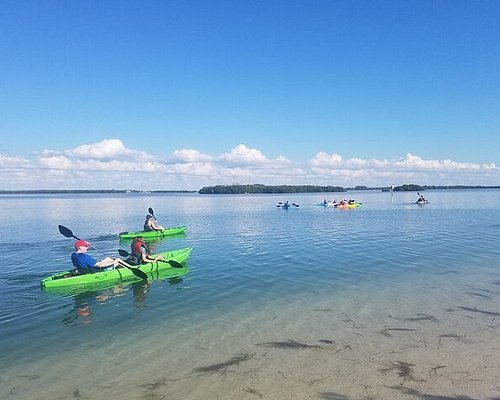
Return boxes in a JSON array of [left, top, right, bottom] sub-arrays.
[[1, 190, 499, 399]]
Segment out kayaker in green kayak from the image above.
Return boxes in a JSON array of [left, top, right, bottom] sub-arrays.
[[127, 236, 164, 265], [144, 214, 165, 231], [71, 239, 130, 274]]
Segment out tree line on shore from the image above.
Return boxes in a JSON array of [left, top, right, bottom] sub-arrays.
[[198, 184, 500, 194], [198, 184, 346, 194]]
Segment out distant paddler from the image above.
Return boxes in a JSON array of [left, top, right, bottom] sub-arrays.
[[144, 207, 165, 231]]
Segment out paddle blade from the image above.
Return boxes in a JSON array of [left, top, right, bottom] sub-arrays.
[[167, 260, 184, 269], [148, 207, 156, 219], [129, 267, 148, 280], [118, 249, 130, 257], [58, 225, 77, 239]]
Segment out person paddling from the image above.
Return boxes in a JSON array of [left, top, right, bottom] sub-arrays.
[[128, 237, 164, 265], [144, 214, 164, 231], [71, 239, 128, 274]]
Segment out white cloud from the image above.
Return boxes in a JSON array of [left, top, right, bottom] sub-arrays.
[[0, 140, 498, 190], [393, 153, 496, 172], [169, 149, 213, 164], [69, 139, 134, 159], [310, 152, 343, 166], [309, 151, 498, 186], [219, 144, 271, 166], [0, 154, 31, 168], [168, 162, 216, 176], [40, 138, 154, 163]]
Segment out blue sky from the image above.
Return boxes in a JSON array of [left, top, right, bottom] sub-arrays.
[[1, 0, 499, 190]]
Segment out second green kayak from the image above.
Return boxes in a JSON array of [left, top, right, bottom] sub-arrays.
[[41, 247, 192, 289], [118, 226, 187, 239]]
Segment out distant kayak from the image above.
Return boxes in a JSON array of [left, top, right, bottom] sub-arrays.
[[41, 247, 192, 289], [416, 194, 428, 204], [277, 202, 299, 209], [335, 202, 362, 209], [318, 202, 337, 207], [119, 226, 186, 239]]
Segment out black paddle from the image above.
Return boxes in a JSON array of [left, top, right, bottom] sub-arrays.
[[58, 225, 148, 280], [148, 207, 156, 220], [118, 249, 184, 269]]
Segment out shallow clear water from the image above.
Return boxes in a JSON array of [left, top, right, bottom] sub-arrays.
[[1, 190, 499, 399]]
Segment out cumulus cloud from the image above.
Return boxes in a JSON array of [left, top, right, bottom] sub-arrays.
[[0, 139, 498, 190], [311, 152, 343, 166], [393, 153, 496, 172], [36, 139, 163, 173], [309, 151, 498, 186], [68, 138, 153, 161], [41, 138, 154, 163], [219, 144, 272, 166], [168, 149, 213, 164]]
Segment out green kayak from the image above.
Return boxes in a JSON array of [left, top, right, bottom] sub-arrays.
[[118, 226, 187, 239], [41, 247, 192, 289]]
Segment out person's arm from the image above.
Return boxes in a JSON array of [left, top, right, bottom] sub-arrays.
[[141, 252, 164, 263], [151, 221, 164, 230]]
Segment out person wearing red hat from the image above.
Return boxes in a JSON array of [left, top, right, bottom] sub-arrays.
[[71, 239, 122, 273]]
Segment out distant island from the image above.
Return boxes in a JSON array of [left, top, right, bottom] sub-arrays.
[[198, 184, 500, 194], [198, 184, 346, 194], [387, 184, 500, 192]]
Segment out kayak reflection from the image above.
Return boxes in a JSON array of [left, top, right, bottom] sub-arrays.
[[60, 269, 188, 326]]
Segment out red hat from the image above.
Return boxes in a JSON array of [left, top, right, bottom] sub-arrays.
[[75, 239, 91, 249]]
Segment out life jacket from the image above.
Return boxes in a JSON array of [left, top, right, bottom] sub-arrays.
[[128, 240, 149, 265], [143, 221, 153, 231]]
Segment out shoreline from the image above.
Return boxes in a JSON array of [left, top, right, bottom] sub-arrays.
[[0, 189, 197, 194]]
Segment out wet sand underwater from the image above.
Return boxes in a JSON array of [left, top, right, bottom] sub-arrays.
[[4, 266, 500, 400]]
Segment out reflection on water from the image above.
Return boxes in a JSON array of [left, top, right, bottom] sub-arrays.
[[61, 285, 128, 326], [118, 232, 186, 248], [61, 273, 187, 326]]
